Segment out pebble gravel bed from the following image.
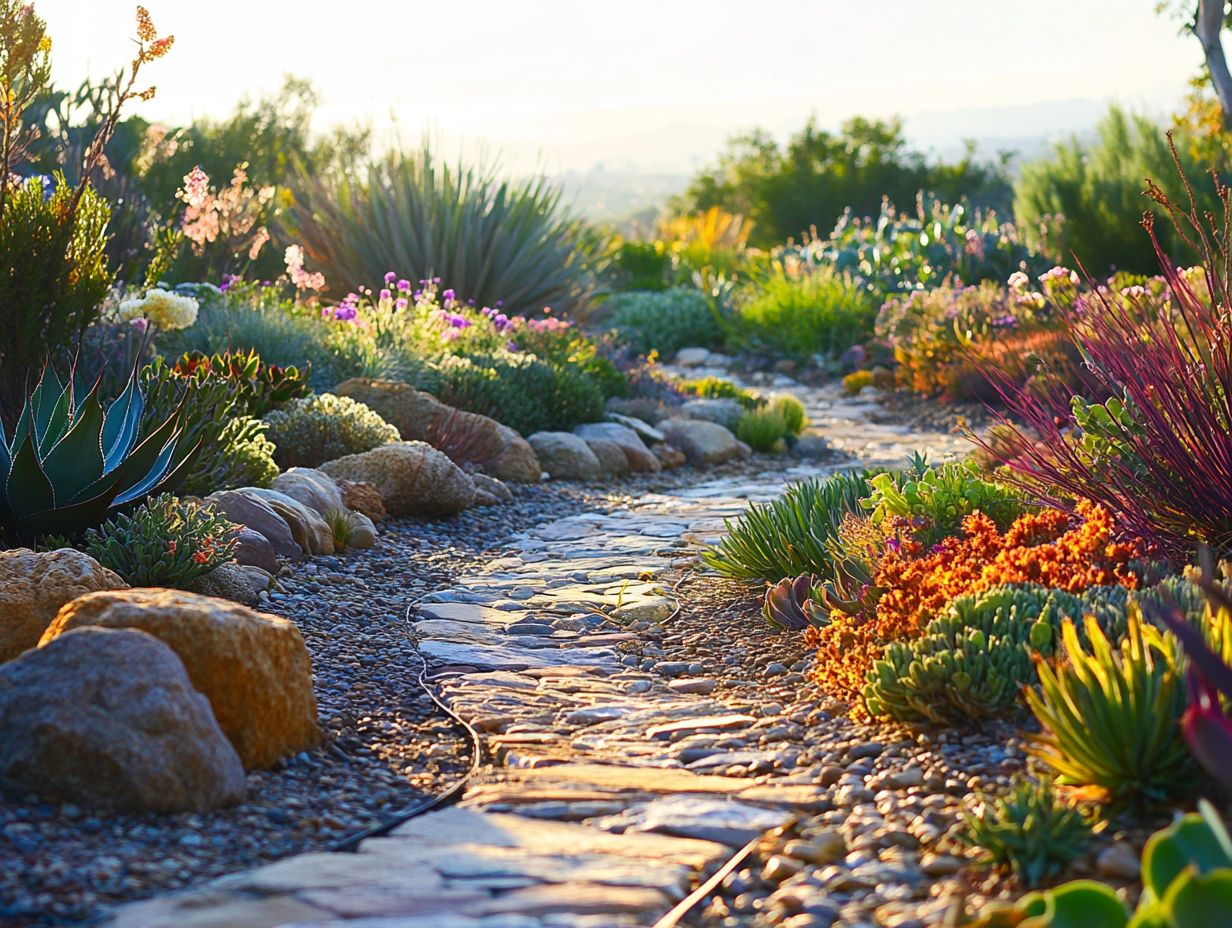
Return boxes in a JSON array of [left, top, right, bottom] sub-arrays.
[[630, 573, 1155, 928], [0, 459, 823, 928]]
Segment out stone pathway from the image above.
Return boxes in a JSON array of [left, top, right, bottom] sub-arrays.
[[105, 386, 968, 928]]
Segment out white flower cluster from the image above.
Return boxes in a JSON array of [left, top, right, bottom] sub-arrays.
[[116, 288, 199, 331]]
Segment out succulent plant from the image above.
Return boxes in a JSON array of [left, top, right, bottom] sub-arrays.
[[960, 778, 1095, 889], [863, 584, 1130, 725], [83, 493, 238, 588], [983, 801, 1232, 928], [1025, 608, 1193, 806], [762, 573, 826, 630], [0, 365, 196, 539]]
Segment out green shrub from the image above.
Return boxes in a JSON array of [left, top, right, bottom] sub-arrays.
[[703, 470, 872, 582], [769, 394, 807, 434], [843, 370, 874, 394], [678, 376, 761, 409], [1014, 106, 1220, 275], [1027, 609, 1193, 806], [83, 494, 238, 589], [432, 353, 605, 436], [211, 416, 279, 490], [283, 144, 584, 314], [960, 778, 1094, 889], [263, 393, 400, 469], [864, 584, 1131, 725], [604, 288, 723, 357], [735, 408, 787, 452], [731, 270, 876, 360]]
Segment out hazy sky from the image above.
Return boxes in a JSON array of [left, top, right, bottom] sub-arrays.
[[35, 0, 1205, 172]]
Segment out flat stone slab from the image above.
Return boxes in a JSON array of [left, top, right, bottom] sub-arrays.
[[420, 639, 620, 673], [500, 762, 752, 795], [597, 795, 797, 846]]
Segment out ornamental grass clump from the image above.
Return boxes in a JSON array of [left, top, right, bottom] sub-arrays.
[[1026, 608, 1193, 806], [960, 778, 1096, 889], [735, 408, 788, 452], [808, 501, 1145, 704], [979, 138, 1232, 561], [83, 493, 237, 588]]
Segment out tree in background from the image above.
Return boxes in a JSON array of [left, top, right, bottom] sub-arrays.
[[672, 116, 1011, 248]]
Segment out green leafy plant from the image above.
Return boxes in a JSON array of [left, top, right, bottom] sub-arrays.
[[677, 376, 761, 409], [1026, 609, 1193, 805], [602, 288, 724, 358], [987, 801, 1232, 928], [263, 393, 400, 469], [864, 584, 1131, 725], [83, 493, 237, 588], [283, 143, 585, 314], [325, 507, 352, 551], [960, 778, 1095, 888], [862, 458, 1025, 549], [735, 408, 788, 452], [171, 350, 310, 418], [703, 470, 872, 582], [0, 365, 197, 540], [730, 269, 876, 360]]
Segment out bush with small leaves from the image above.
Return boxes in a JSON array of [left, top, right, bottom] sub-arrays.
[[83, 494, 238, 589], [263, 393, 400, 469]]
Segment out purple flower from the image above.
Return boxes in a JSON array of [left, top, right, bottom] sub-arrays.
[[443, 288, 456, 302], [395, 297, 408, 311], [397, 279, 411, 291], [129, 317, 148, 332], [384, 271, 396, 284], [219, 273, 239, 292], [506, 340, 520, 352], [447, 313, 471, 329], [332, 305, 358, 322], [380, 288, 392, 301], [886, 538, 902, 555]]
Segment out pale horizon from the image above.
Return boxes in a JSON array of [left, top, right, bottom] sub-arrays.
[[31, 0, 1202, 177]]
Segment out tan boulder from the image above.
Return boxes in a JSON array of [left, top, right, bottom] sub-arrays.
[[319, 441, 475, 517], [333, 378, 541, 483], [241, 488, 335, 555], [0, 627, 245, 813], [271, 468, 347, 519], [41, 589, 320, 770], [0, 548, 126, 663]]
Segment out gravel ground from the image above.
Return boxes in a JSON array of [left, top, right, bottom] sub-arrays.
[[622, 573, 1159, 928], [0, 455, 826, 928]]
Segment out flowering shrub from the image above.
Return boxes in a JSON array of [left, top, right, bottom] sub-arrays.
[[807, 502, 1145, 703], [115, 287, 199, 332], [83, 493, 237, 589]]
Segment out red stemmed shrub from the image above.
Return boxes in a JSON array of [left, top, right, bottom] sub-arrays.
[[978, 136, 1232, 561]]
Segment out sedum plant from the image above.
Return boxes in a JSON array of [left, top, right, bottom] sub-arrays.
[[263, 393, 400, 469], [1025, 609, 1193, 806], [83, 493, 237, 588], [864, 584, 1130, 725], [0, 365, 196, 540], [960, 778, 1095, 889], [978, 801, 1232, 928]]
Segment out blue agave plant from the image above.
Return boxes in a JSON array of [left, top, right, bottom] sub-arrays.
[[0, 365, 198, 538]]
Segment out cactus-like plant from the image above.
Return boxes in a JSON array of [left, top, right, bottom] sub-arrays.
[[0, 365, 196, 539], [960, 778, 1095, 889], [1025, 609, 1193, 805], [762, 573, 826, 630], [863, 584, 1130, 725]]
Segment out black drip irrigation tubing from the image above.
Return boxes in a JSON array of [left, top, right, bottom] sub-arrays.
[[327, 601, 485, 853]]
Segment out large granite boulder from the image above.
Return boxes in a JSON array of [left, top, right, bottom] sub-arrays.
[[271, 469, 347, 519], [678, 398, 744, 432], [528, 431, 602, 481], [232, 526, 279, 573], [187, 563, 261, 607], [0, 627, 245, 813], [241, 488, 335, 555], [206, 490, 301, 560], [42, 590, 320, 770], [0, 549, 126, 663], [320, 441, 475, 517], [584, 437, 630, 477], [574, 422, 661, 473], [661, 417, 751, 466], [333, 379, 541, 483]]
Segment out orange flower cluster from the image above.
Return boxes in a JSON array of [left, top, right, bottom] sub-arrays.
[[806, 502, 1144, 703]]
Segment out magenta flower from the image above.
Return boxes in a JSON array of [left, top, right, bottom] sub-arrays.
[[384, 271, 396, 284]]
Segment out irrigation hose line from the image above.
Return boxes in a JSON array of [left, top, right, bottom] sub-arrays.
[[327, 601, 485, 853]]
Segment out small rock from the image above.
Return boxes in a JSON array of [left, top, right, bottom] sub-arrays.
[[1096, 842, 1141, 880]]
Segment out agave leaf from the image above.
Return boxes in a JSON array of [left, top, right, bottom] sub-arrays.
[[9, 477, 124, 537], [28, 365, 63, 451], [101, 373, 144, 471], [5, 432, 55, 517], [37, 373, 75, 453], [40, 389, 105, 502]]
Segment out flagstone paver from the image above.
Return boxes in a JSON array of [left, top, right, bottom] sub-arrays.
[[104, 385, 964, 928]]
